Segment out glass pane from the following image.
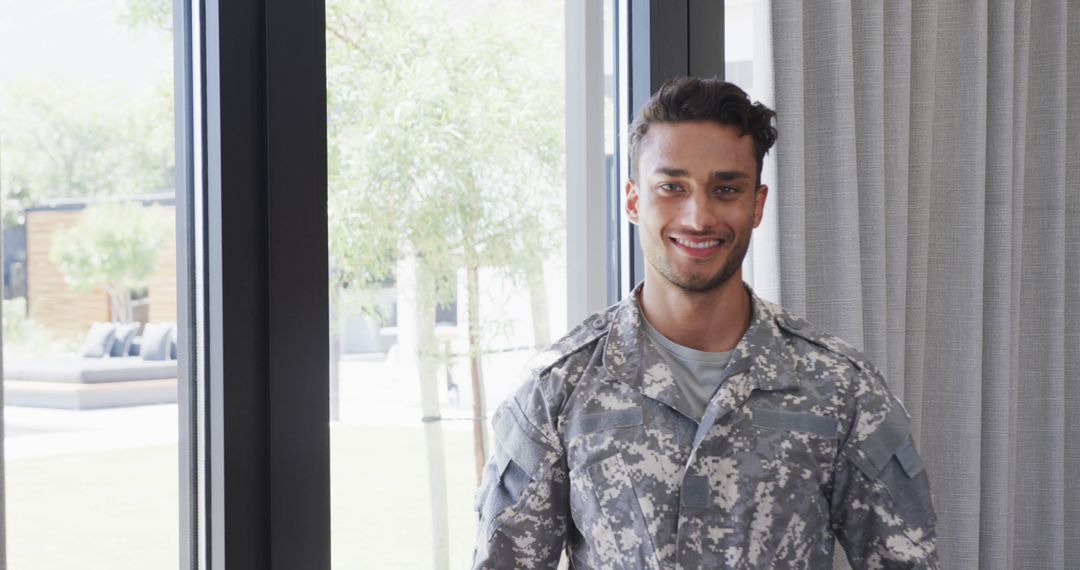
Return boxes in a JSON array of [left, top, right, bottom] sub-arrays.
[[605, 0, 621, 299], [0, 1, 180, 568], [724, 0, 756, 92], [725, 0, 779, 293], [326, 0, 569, 567]]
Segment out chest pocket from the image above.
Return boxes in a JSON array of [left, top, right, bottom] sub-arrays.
[[741, 406, 840, 492], [571, 453, 660, 570], [750, 407, 840, 438], [565, 407, 660, 570], [566, 407, 644, 440]]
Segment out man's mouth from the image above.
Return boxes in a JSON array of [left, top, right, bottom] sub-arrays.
[[670, 236, 724, 257]]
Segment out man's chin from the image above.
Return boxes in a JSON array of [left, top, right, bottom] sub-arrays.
[[666, 270, 737, 294], [645, 245, 746, 294]]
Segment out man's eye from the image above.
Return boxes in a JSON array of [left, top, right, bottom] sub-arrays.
[[659, 183, 683, 193], [715, 186, 739, 195]]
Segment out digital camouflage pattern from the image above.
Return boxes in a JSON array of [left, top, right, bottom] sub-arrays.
[[473, 286, 938, 569]]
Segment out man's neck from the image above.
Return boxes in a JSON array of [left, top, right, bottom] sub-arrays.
[[638, 271, 752, 353]]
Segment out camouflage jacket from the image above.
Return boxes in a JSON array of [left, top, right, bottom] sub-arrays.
[[473, 287, 938, 569]]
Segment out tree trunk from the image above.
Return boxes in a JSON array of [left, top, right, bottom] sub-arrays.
[[466, 264, 488, 485], [328, 285, 341, 422], [416, 257, 450, 570], [109, 290, 119, 322], [108, 289, 133, 322], [526, 257, 551, 348]]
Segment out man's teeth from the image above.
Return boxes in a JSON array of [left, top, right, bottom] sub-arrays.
[[675, 238, 720, 249]]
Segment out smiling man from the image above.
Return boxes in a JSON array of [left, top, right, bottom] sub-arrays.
[[472, 77, 938, 569]]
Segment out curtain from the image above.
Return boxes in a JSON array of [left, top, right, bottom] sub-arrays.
[[769, 1, 1080, 569]]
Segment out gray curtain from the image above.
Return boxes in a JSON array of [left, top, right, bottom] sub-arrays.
[[770, 1, 1080, 569]]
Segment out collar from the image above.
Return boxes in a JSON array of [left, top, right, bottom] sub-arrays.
[[601, 282, 800, 420]]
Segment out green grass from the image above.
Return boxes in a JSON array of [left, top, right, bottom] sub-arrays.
[[6, 423, 482, 569], [331, 422, 479, 569], [6, 445, 179, 570]]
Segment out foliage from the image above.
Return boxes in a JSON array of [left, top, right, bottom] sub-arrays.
[[49, 202, 172, 320], [2, 297, 77, 359], [117, 0, 172, 31], [0, 81, 174, 227], [326, 0, 565, 316]]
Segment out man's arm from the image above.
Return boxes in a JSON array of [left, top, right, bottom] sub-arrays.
[[831, 369, 939, 569], [473, 376, 570, 569]]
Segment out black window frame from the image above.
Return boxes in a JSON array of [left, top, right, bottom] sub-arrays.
[[621, 0, 725, 289], [177, 0, 330, 567]]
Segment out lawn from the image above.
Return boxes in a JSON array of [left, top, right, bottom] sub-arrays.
[[5, 421, 482, 569]]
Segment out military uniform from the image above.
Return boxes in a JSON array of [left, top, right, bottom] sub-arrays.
[[473, 286, 938, 569]]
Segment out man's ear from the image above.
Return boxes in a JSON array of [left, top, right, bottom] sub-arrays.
[[625, 179, 639, 225], [752, 184, 768, 228]]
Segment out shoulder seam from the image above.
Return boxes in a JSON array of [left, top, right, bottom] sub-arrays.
[[774, 312, 873, 372]]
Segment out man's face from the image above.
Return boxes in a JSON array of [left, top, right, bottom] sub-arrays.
[[626, 121, 767, 294]]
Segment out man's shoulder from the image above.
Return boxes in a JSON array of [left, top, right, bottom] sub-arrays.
[[522, 302, 620, 381], [506, 304, 620, 438], [757, 296, 901, 419], [756, 295, 883, 377]]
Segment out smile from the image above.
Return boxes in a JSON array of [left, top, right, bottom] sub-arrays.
[[669, 236, 724, 257], [674, 237, 720, 249]]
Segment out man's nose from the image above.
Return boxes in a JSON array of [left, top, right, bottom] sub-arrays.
[[682, 191, 717, 230]]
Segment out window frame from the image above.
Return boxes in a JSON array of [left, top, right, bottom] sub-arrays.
[[173, 0, 199, 566], [566, 0, 611, 321], [620, 0, 725, 291], [182, 0, 330, 567]]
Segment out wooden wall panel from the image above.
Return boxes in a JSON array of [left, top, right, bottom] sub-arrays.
[[25, 205, 178, 339], [147, 229, 178, 325]]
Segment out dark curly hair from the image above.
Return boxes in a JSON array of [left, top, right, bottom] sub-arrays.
[[628, 76, 777, 185]]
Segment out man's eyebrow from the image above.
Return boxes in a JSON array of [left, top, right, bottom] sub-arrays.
[[710, 170, 751, 181], [654, 167, 690, 178], [652, 167, 751, 181]]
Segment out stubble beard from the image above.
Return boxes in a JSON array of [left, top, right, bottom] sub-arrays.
[[645, 233, 751, 294]]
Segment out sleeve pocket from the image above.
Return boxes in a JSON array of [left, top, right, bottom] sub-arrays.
[[894, 439, 924, 478], [492, 403, 551, 476], [475, 446, 533, 522], [850, 405, 911, 478], [877, 449, 935, 530], [474, 403, 555, 536], [842, 404, 936, 530]]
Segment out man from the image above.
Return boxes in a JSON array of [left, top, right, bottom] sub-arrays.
[[472, 77, 938, 569]]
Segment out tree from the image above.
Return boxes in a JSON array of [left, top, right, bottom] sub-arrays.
[[117, 0, 172, 32], [326, 0, 564, 567], [0, 81, 174, 227], [49, 202, 172, 322]]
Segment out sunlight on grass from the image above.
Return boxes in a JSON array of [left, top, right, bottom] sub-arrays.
[[5, 422, 481, 569]]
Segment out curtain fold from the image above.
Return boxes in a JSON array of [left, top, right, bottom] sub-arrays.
[[1064, 5, 1080, 566], [770, 1, 1079, 568]]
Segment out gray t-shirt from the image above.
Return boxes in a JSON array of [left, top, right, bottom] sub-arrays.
[[640, 312, 732, 421]]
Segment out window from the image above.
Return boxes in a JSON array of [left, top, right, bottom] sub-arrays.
[[0, 1, 183, 568], [724, 0, 780, 299], [324, 0, 574, 566], [0, 1, 716, 567]]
